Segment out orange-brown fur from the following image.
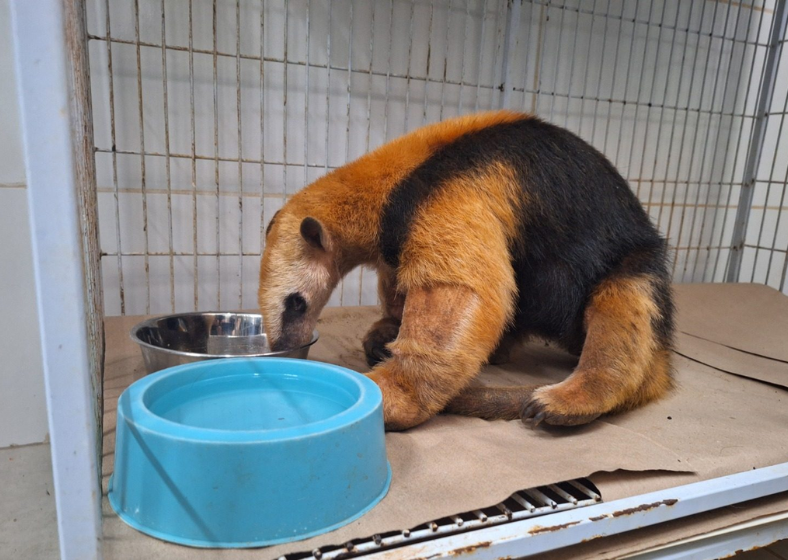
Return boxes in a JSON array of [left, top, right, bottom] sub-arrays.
[[268, 111, 526, 266], [367, 163, 523, 428], [520, 276, 674, 426], [258, 110, 674, 431]]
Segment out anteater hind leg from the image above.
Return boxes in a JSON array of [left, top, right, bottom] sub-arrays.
[[368, 284, 510, 431], [520, 275, 673, 427]]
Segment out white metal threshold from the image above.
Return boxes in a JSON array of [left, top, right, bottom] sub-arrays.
[[352, 462, 788, 560]]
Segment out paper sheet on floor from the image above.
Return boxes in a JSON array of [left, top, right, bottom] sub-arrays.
[[100, 284, 788, 559]]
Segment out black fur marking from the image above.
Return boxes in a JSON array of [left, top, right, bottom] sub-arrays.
[[379, 116, 674, 351], [265, 210, 281, 237]]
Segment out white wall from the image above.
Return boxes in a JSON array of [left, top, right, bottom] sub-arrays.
[[0, 0, 48, 447]]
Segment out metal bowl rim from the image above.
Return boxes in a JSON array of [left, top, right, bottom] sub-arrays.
[[129, 311, 319, 359]]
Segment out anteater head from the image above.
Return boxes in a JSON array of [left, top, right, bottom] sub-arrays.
[[258, 209, 340, 352]]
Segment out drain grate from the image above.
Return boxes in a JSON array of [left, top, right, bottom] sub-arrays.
[[279, 478, 602, 560]]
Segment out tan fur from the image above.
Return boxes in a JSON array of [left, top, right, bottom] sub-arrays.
[[398, 162, 523, 290], [362, 162, 524, 429], [368, 284, 499, 430], [258, 111, 524, 350], [269, 110, 524, 266], [258, 212, 340, 345], [259, 110, 673, 431]]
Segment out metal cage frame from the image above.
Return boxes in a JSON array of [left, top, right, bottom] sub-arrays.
[[79, 0, 788, 317], [9, 0, 788, 559]]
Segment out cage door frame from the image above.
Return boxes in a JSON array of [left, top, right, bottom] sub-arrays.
[[10, 0, 104, 558]]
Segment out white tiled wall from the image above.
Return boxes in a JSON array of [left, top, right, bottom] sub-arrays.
[[85, 0, 788, 316], [0, 0, 48, 447]]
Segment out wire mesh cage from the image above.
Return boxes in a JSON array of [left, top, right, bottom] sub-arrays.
[[83, 0, 788, 316]]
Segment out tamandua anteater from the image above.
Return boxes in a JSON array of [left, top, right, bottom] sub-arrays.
[[258, 110, 674, 431]]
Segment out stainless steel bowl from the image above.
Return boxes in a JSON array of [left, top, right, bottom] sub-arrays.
[[130, 312, 319, 377]]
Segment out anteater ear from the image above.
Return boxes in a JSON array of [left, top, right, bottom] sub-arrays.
[[265, 209, 281, 237], [300, 217, 329, 251]]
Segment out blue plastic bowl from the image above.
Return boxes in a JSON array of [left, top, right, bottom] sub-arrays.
[[108, 358, 391, 548]]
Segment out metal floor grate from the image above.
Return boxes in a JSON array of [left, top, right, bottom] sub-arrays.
[[279, 478, 602, 560]]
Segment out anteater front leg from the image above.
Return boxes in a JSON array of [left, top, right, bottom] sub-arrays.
[[362, 265, 405, 367], [521, 274, 674, 427], [368, 284, 509, 431]]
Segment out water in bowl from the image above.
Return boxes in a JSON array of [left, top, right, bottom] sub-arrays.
[[145, 373, 358, 431]]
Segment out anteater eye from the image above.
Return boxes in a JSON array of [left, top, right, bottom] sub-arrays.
[[284, 293, 307, 315]]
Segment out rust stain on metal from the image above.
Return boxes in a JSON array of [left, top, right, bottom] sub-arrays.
[[447, 541, 492, 556], [416, 543, 498, 560], [589, 515, 608, 522], [528, 521, 581, 534], [611, 499, 678, 517], [581, 535, 605, 543], [721, 545, 767, 558]]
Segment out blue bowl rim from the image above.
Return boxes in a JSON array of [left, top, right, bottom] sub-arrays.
[[120, 357, 383, 444]]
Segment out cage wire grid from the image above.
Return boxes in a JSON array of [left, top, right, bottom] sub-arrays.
[[83, 0, 788, 317]]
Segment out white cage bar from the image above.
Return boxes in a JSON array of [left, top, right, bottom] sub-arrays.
[[81, 0, 788, 316]]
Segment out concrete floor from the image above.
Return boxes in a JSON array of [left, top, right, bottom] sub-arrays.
[[1, 442, 786, 560], [0, 443, 59, 559]]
